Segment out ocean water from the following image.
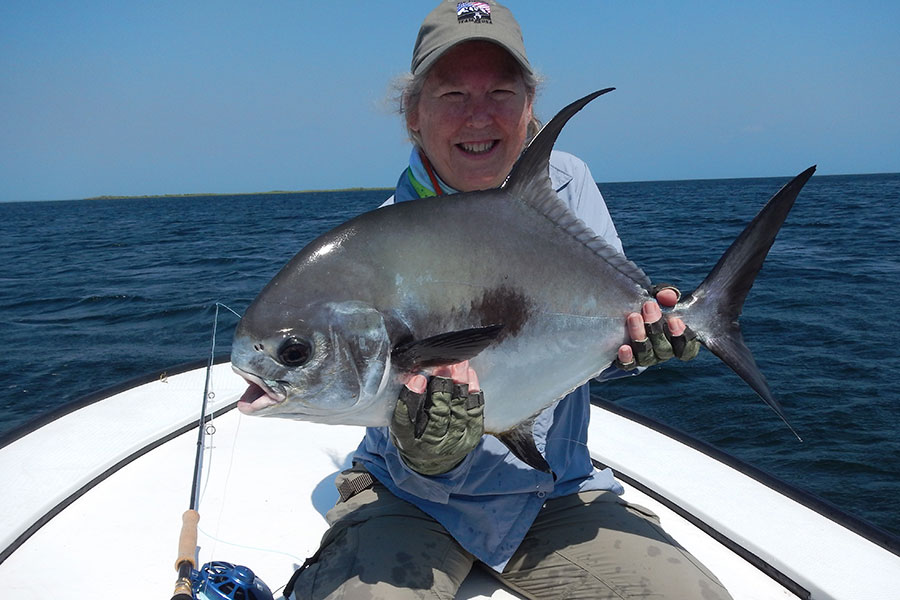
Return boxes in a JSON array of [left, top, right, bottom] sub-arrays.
[[1, 173, 898, 538]]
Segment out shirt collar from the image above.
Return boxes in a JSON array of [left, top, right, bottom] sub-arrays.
[[408, 149, 457, 198]]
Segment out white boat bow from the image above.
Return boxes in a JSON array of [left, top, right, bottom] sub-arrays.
[[1, 360, 898, 599]]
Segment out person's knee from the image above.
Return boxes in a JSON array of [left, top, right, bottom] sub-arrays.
[[288, 515, 474, 599]]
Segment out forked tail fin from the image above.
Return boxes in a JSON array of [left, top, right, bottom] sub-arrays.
[[677, 166, 816, 440]]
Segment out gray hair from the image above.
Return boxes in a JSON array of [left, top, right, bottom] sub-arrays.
[[392, 67, 543, 151]]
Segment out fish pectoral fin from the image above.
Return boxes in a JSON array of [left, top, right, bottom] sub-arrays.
[[398, 386, 430, 439], [495, 423, 554, 476], [391, 324, 504, 371]]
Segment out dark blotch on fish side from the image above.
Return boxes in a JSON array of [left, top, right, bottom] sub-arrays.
[[471, 285, 533, 340]]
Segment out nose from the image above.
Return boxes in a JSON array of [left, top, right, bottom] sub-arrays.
[[466, 97, 493, 128]]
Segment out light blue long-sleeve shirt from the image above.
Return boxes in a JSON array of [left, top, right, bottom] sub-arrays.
[[352, 149, 628, 571]]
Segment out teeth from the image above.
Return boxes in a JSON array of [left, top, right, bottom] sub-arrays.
[[262, 379, 287, 401], [459, 141, 495, 154]]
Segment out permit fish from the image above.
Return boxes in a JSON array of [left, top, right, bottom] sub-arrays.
[[231, 88, 815, 472]]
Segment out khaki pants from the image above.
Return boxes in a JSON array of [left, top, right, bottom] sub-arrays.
[[288, 471, 732, 600]]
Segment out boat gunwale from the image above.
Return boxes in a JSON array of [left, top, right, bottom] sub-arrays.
[[0, 355, 233, 566], [0, 354, 232, 450], [589, 395, 900, 559]]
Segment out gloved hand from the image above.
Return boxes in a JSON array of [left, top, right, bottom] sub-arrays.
[[615, 285, 701, 370], [389, 361, 485, 476]]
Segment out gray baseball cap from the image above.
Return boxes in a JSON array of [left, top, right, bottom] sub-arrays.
[[411, 1, 534, 78]]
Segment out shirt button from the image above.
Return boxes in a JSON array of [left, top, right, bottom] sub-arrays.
[[536, 491, 547, 499]]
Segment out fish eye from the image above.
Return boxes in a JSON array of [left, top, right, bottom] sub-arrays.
[[277, 337, 312, 367]]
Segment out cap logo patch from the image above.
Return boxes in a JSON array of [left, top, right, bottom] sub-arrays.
[[457, 2, 492, 24]]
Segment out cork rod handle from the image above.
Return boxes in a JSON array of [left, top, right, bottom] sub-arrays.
[[175, 509, 200, 570]]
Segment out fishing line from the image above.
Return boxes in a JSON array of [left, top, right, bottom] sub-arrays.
[[196, 523, 308, 566], [173, 300, 283, 600], [215, 302, 243, 320], [198, 302, 240, 555], [196, 302, 241, 508], [188, 304, 225, 511], [205, 405, 243, 561], [191, 302, 304, 584], [196, 415, 217, 506]]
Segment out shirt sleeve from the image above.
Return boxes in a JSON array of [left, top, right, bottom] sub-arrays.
[[549, 151, 624, 255], [549, 152, 641, 382], [358, 427, 481, 504]]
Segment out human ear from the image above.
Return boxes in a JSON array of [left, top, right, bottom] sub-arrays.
[[406, 98, 420, 132]]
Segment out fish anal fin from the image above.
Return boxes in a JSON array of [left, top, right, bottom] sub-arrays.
[[391, 324, 504, 371], [495, 422, 554, 476]]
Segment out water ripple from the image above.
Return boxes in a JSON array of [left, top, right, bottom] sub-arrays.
[[2, 177, 899, 536]]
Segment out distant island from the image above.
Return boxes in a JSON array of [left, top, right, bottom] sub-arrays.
[[85, 187, 393, 201]]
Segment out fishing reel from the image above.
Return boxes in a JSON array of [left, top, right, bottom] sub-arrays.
[[192, 561, 274, 600]]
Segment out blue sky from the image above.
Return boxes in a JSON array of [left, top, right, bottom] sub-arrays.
[[2, 1, 898, 202]]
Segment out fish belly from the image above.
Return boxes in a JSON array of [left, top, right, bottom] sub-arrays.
[[471, 312, 626, 433]]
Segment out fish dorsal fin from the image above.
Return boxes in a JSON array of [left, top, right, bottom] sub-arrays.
[[502, 89, 651, 290], [504, 89, 614, 196]]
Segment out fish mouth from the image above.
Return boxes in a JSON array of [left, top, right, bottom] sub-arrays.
[[233, 366, 287, 415]]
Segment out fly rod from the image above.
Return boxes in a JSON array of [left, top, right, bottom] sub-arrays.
[[171, 304, 221, 600]]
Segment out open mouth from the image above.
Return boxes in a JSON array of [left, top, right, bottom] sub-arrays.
[[233, 367, 287, 414], [457, 140, 498, 155], [237, 382, 283, 414]]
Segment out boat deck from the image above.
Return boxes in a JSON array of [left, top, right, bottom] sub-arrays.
[[1, 362, 897, 599]]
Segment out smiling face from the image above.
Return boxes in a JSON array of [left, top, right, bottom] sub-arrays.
[[407, 41, 534, 192]]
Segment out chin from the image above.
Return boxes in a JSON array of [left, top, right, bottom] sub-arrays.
[[456, 173, 506, 192]]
